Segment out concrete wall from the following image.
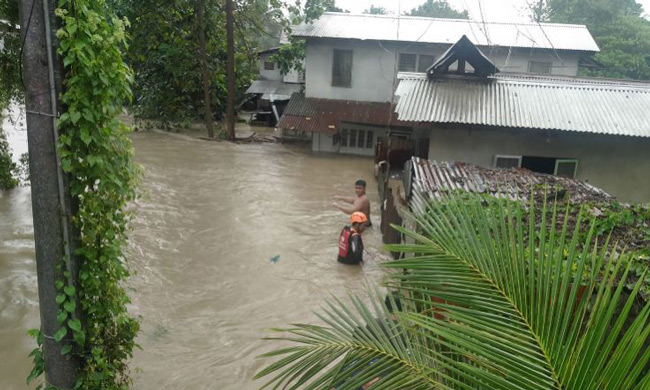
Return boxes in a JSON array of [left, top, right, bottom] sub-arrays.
[[427, 126, 650, 203], [305, 39, 583, 102], [259, 53, 282, 81]]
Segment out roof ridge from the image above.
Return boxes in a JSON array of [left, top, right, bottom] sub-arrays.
[[321, 12, 588, 29]]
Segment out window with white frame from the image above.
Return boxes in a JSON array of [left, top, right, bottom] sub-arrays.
[[399, 53, 436, 73], [494, 155, 522, 169], [398, 54, 417, 72], [339, 128, 374, 149], [528, 61, 552, 74], [494, 154, 579, 178], [554, 159, 579, 178]]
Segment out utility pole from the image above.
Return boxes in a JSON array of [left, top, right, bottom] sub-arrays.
[[225, 0, 236, 140], [19, 0, 80, 388], [197, 0, 214, 138]]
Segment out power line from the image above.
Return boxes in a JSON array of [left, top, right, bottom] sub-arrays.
[[523, 0, 565, 65], [477, 0, 492, 46]]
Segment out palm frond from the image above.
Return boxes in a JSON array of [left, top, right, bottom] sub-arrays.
[[256, 191, 650, 390]]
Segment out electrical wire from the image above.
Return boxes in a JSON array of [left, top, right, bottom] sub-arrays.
[[477, 0, 492, 46], [523, 0, 565, 65]]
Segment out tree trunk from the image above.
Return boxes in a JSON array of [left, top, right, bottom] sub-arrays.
[[19, 0, 80, 387], [225, 0, 236, 140], [197, 0, 214, 138]]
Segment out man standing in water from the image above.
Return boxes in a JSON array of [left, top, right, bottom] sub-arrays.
[[333, 179, 371, 227]]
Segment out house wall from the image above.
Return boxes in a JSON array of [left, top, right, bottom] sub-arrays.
[[427, 126, 650, 202], [311, 132, 339, 153], [305, 39, 584, 102], [259, 53, 282, 81], [311, 123, 390, 156], [283, 68, 303, 84]]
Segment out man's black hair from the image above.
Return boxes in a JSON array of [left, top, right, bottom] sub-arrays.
[[355, 179, 366, 187]]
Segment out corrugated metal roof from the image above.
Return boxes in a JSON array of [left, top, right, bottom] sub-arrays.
[[245, 80, 302, 100], [277, 93, 410, 134], [395, 73, 650, 137], [408, 157, 611, 214], [294, 13, 599, 52]]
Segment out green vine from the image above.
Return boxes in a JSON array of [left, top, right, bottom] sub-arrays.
[[28, 0, 141, 389]]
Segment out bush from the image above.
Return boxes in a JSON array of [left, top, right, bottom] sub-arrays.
[[0, 127, 18, 190]]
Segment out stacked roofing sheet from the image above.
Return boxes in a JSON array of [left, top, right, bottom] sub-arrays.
[[407, 157, 611, 214], [395, 73, 650, 137], [293, 13, 599, 52], [245, 80, 302, 100]]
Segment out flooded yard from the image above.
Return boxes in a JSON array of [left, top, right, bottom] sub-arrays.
[[0, 127, 390, 389]]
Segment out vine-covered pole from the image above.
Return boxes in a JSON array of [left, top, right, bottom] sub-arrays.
[[226, 0, 236, 140], [19, 0, 80, 388]]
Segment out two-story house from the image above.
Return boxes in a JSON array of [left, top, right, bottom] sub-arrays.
[[278, 12, 599, 156], [245, 47, 304, 125]]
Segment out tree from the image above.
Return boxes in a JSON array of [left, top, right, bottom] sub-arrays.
[[406, 0, 469, 19], [363, 5, 387, 15], [109, 0, 333, 132], [0, 126, 17, 190], [321, 0, 348, 13], [0, 0, 22, 189], [534, 0, 650, 80], [0, 0, 21, 109], [256, 192, 650, 389]]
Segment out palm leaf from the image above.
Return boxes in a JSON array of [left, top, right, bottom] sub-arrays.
[[256, 191, 650, 389]]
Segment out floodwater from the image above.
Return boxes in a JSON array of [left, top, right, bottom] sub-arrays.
[[0, 125, 390, 389]]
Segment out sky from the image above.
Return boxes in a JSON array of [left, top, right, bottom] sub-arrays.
[[335, 0, 650, 22]]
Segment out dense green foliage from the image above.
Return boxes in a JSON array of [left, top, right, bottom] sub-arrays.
[[538, 0, 650, 80], [108, 0, 334, 126], [0, 121, 17, 190], [256, 192, 650, 389], [0, 0, 21, 189], [109, 0, 258, 125], [0, 0, 21, 109], [406, 0, 469, 19], [27, 0, 141, 388]]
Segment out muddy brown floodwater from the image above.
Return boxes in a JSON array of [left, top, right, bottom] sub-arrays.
[[0, 129, 391, 390]]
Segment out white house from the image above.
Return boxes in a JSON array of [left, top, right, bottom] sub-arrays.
[[245, 48, 304, 125], [392, 37, 650, 202], [278, 12, 600, 155]]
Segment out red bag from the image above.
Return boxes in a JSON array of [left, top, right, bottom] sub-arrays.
[[338, 226, 351, 258]]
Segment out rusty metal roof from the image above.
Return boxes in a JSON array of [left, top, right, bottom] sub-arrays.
[[293, 13, 599, 52], [278, 93, 409, 134], [407, 157, 611, 214], [395, 73, 650, 137]]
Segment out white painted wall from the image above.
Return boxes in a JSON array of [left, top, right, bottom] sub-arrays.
[[258, 52, 282, 81], [427, 126, 650, 203], [283, 68, 303, 84], [305, 39, 584, 102]]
